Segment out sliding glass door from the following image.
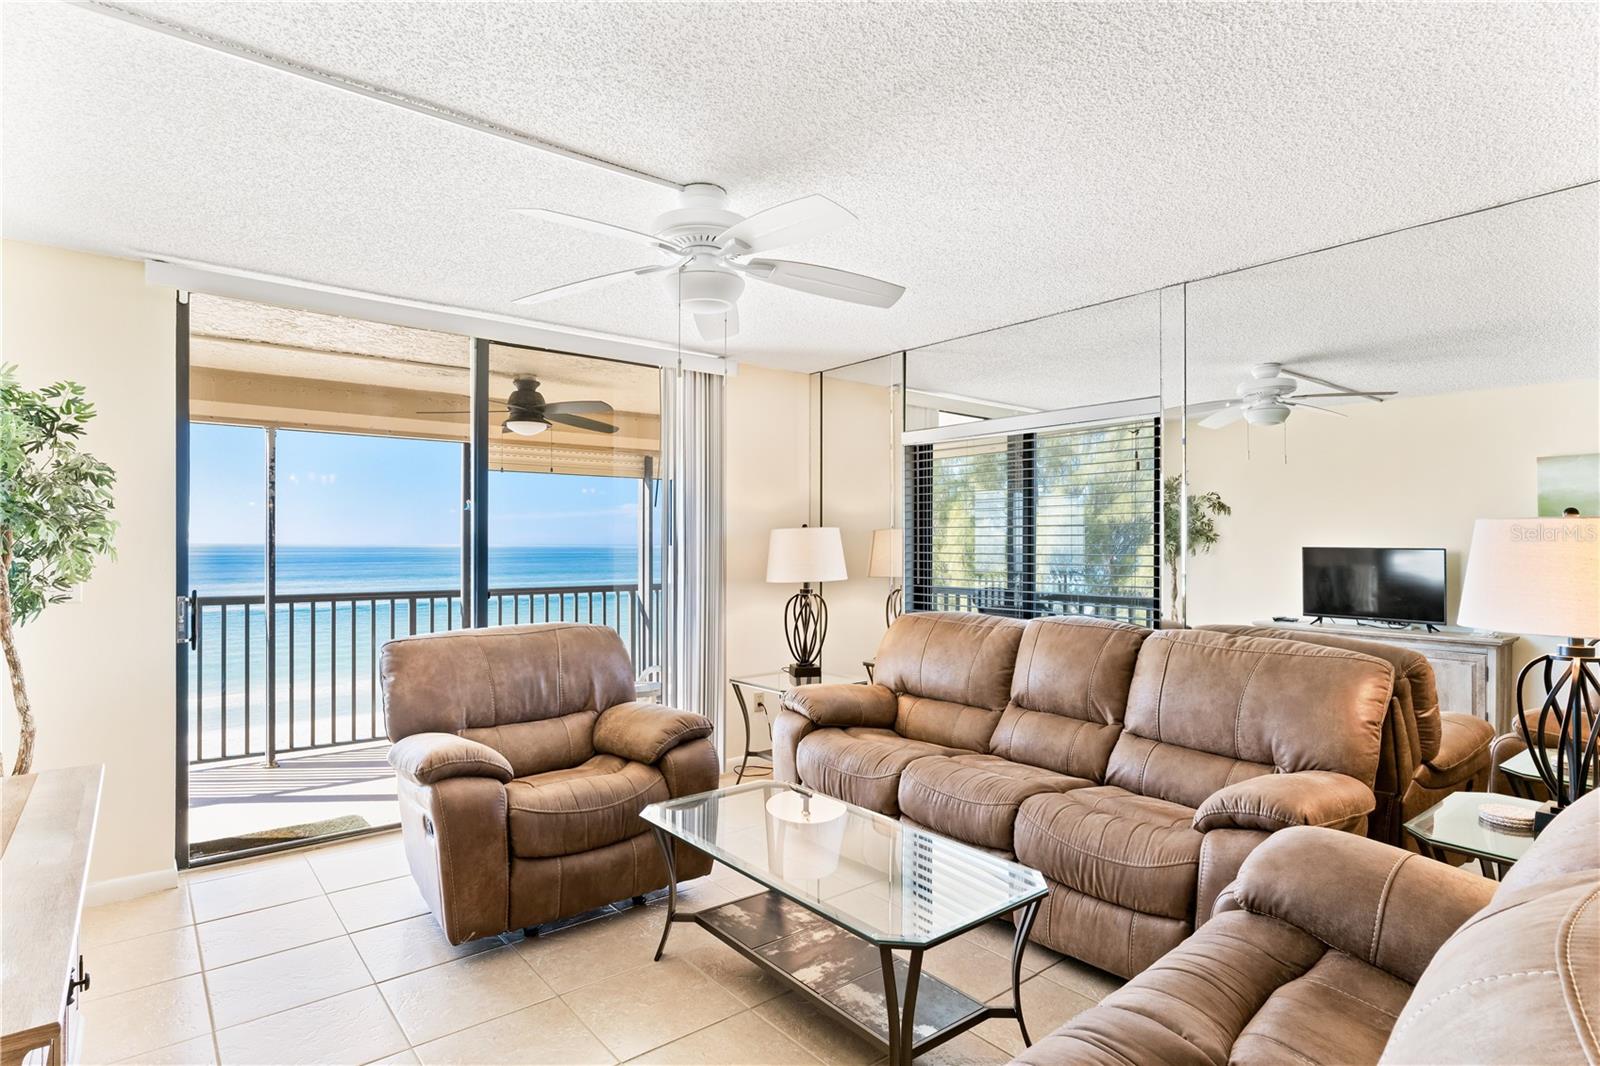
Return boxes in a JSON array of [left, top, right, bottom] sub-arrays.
[[482, 343, 665, 684], [178, 298, 671, 866]]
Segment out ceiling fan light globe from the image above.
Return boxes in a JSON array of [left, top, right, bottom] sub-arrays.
[[504, 418, 549, 436], [675, 266, 744, 315], [1243, 403, 1291, 427]]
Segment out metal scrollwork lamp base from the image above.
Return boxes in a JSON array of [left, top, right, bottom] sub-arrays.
[[783, 583, 828, 680], [1516, 640, 1598, 831]]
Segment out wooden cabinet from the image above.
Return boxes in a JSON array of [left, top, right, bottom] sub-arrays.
[[1256, 622, 1521, 732], [1, 766, 103, 1066]]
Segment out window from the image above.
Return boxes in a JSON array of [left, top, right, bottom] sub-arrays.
[[905, 418, 1160, 625]]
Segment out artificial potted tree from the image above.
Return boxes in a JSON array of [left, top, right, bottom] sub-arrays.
[[0, 366, 117, 776], [1162, 475, 1230, 618]]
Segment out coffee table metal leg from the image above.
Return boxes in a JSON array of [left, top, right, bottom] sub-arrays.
[[898, 949, 923, 1066], [652, 826, 677, 962], [1011, 898, 1042, 1047], [732, 684, 753, 783], [878, 945, 923, 1066], [878, 947, 900, 1064]]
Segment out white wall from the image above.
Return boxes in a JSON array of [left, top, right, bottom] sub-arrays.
[[1181, 379, 1600, 665], [722, 363, 813, 766], [2, 241, 178, 889], [821, 374, 898, 674]]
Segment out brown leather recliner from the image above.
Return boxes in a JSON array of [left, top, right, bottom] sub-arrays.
[[1010, 787, 1600, 1066], [1203, 624, 1495, 846], [380, 622, 717, 944]]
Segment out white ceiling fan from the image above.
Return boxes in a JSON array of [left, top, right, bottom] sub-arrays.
[[510, 183, 906, 343], [1193, 362, 1396, 429]]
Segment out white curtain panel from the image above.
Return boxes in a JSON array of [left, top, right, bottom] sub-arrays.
[[661, 365, 727, 764]]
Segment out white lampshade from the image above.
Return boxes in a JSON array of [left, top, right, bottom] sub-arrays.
[[766, 527, 848, 584], [868, 528, 903, 578], [1457, 518, 1600, 637]]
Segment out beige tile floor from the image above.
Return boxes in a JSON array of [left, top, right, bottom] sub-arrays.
[[82, 807, 1119, 1064]]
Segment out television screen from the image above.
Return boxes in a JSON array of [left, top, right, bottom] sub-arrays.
[[1302, 547, 1447, 625]]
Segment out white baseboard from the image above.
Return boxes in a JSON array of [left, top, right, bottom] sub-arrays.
[[86, 865, 180, 906]]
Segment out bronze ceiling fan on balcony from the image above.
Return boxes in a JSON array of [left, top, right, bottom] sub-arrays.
[[416, 377, 618, 436]]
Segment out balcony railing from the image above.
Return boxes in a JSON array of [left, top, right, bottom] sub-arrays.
[[187, 582, 662, 765], [916, 583, 1158, 626]]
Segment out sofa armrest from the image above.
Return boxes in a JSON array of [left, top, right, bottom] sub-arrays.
[[781, 683, 897, 728], [1233, 826, 1496, 983], [594, 701, 713, 764], [389, 732, 514, 785], [1418, 712, 1494, 784], [1196, 768, 1369, 832], [1194, 771, 1374, 833]]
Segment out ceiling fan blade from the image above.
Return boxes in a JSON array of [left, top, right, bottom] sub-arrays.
[[543, 400, 613, 415], [1199, 405, 1243, 429], [1287, 400, 1348, 417], [716, 195, 855, 254], [1280, 366, 1384, 395], [512, 208, 675, 253], [745, 259, 904, 308], [1290, 390, 1397, 400], [545, 411, 620, 434], [695, 305, 740, 343], [512, 262, 673, 305]]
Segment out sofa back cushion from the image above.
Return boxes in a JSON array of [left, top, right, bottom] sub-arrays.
[[382, 623, 635, 774], [1106, 629, 1394, 808], [1204, 624, 1441, 763], [988, 616, 1149, 779], [1380, 791, 1600, 1065], [873, 612, 1024, 750]]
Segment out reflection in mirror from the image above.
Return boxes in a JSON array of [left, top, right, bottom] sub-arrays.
[[884, 292, 1166, 631], [1178, 185, 1598, 693], [484, 343, 665, 680], [819, 353, 904, 676]]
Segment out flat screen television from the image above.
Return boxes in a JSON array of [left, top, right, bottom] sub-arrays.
[[1302, 546, 1447, 626]]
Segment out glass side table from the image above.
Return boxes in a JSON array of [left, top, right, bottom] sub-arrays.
[[728, 671, 865, 782], [1403, 790, 1545, 879], [1499, 747, 1597, 800]]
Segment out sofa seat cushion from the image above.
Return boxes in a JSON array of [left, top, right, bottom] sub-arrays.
[[505, 755, 669, 859], [1012, 910, 1406, 1066], [1016, 786, 1203, 921], [898, 754, 1090, 852], [795, 728, 964, 816]]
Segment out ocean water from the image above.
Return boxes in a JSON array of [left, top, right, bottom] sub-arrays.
[[187, 545, 657, 761]]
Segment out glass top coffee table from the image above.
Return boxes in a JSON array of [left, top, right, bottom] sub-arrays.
[[642, 781, 1048, 1066]]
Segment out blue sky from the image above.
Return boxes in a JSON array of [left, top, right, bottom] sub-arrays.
[[190, 423, 639, 547]]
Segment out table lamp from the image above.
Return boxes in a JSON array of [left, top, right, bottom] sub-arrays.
[[869, 528, 904, 627], [1457, 517, 1600, 831], [767, 526, 848, 679]]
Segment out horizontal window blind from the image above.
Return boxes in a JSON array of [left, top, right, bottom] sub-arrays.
[[904, 418, 1160, 626]]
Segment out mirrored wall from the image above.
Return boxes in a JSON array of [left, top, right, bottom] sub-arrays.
[[814, 182, 1599, 704]]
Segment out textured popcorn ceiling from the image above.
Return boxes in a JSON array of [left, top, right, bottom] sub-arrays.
[[3, 1, 1596, 385]]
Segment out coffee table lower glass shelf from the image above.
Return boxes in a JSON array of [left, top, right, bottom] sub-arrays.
[[642, 782, 1048, 1066]]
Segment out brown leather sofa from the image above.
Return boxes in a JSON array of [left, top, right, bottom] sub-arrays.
[[777, 612, 1395, 977], [1202, 624, 1495, 846], [1011, 787, 1600, 1066], [380, 622, 717, 944]]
